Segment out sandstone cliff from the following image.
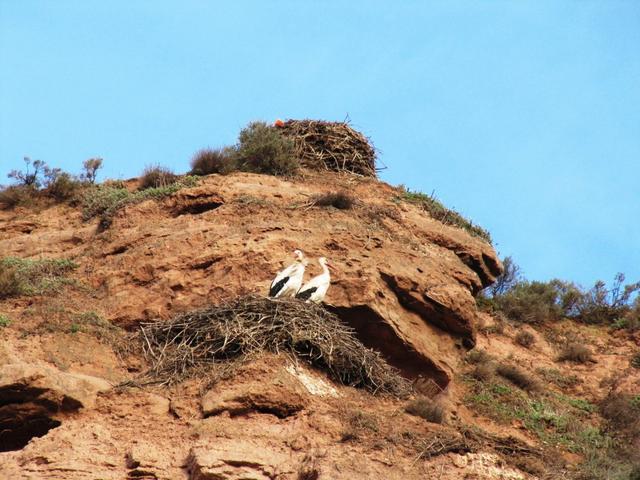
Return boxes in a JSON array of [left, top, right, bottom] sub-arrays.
[[1, 170, 637, 479]]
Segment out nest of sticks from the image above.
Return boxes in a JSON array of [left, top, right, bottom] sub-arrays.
[[138, 295, 411, 396], [277, 119, 377, 177]]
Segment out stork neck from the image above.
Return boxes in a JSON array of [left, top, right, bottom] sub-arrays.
[[321, 263, 330, 276]]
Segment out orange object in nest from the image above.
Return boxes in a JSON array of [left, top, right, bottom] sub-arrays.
[[274, 119, 285, 127]]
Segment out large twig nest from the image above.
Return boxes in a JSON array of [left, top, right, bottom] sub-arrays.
[[277, 119, 377, 177], [138, 295, 410, 396]]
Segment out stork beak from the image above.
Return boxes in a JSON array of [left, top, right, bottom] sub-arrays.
[[327, 263, 337, 273]]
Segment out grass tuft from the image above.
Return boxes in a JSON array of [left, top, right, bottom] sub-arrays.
[[495, 363, 540, 392], [81, 176, 198, 228], [313, 191, 355, 210], [396, 187, 492, 243], [405, 397, 446, 424], [138, 165, 179, 190], [557, 342, 594, 364], [515, 330, 536, 348], [190, 147, 237, 175], [0, 257, 77, 298]]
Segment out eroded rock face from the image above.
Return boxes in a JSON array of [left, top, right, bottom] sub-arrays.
[[0, 172, 502, 390], [201, 367, 309, 419], [187, 440, 291, 480], [0, 363, 111, 451]]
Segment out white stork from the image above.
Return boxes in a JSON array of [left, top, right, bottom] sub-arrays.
[[269, 249, 308, 298], [296, 257, 334, 303]]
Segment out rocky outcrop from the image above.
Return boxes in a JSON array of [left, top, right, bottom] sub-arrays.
[[0, 171, 501, 391], [187, 440, 291, 480], [201, 367, 309, 419], [0, 364, 111, 451]]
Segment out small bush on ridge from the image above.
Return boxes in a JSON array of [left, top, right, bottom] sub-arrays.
[[81, 158, 103, 183], [190, 147, 237, 175], [139, 165, 179, 190], [486, 256, 521, 297], [236, 121, 298, 176], [0, 185, 37, 209]]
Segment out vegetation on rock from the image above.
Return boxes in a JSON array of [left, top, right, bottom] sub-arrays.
[[0, 257, 77, 298], [396, 187, 492, 243]]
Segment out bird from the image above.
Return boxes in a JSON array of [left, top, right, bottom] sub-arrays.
[[296, 257, 334, 303], [269, 249, 308, 298]]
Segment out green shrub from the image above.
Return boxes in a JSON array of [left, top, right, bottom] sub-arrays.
[[574, 274, 640, 324], [82, 176, 198, 228], [535, 367, 580, 389], [138, 165, 179, 190], [44, 170, 83, 201], [0, 314, 11, 328], [492, 280, 567, 324], [397, 187, 492, 243], [557, 342, 593, 363], [236, 121, 298, 176], [405, 397, 446, 424], [515, 330, 536, 348], [0, 257, 77, 297], [82, 185, 131, 221], [190, 147, 237, 175], [313, 191, 355, 210]]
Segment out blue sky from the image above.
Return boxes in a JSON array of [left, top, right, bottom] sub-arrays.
[[1, 1, 639, 288]]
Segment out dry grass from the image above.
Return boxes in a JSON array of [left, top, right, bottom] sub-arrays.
[[190, 148, 237, 175], [139, 165, 179, 190], [277, 119, 376, 177], [0, 265, 21, 299], [600, 393, 640, 437], [471, 362, 495, 382], [312, 191, 355, 210], [515, 330, 536, 348], [0, 185, 38, 209], [495, 364, 539, 392], [405, 397, 446, 424], [466, 349, 493, 365], [557, 342, 594, 364], [138, 295, 411, 396]]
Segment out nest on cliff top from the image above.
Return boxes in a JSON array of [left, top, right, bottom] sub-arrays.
[[276, 119, 377, 177], [138, 295, 410, 396]]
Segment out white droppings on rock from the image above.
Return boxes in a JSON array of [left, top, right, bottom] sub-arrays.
[[285, 364, 339, 398]]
